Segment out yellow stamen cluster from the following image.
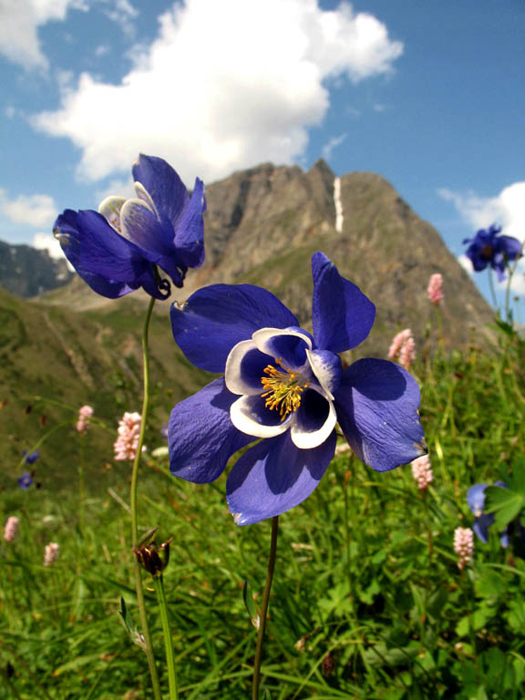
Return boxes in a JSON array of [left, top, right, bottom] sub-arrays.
[[261, 360, 309, 421]]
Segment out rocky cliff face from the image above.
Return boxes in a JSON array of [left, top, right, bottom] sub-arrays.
[[178, 159, 493, 356], [0, 240, 73, 297]]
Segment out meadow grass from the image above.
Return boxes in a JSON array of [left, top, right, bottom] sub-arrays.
[[1, 334, 524, 700]]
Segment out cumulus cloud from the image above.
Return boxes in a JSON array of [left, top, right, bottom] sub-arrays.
[[32, 232, 65, 260], [32, 0, 403, 185], [440, 182, 525, 294], [0, 0, 137, 70], [0, 189, 57, 227], [0, 0, 87, 69]]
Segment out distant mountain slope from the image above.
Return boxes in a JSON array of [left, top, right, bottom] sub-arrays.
[[0, 286, 211, 487], [0, 240, 73, 297]]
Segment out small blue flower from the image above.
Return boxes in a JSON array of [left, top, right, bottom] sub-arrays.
[[463, 225, 522, 281], [23, 450, 39, 465], [169, 252, 426, 525], [18, 471, 34, 489], [53, 155, 206, 299], [467, 481, 509, 547]]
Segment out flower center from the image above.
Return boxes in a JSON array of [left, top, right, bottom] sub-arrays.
[[481, 244, 493, 260], [260, 359, 310, 421]]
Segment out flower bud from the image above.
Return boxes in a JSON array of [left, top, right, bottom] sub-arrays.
[[134, 537, 172, 577]]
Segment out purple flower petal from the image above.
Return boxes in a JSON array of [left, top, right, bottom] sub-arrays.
[[169, 378, 253, 483], [132, 154, 189, 226], [252, 328, 312, 370], [473, 514, 493, 544], [173, 178, 206, 269], [54, 209, 163, 298], [226, 430, 336, 525], [334, 358, 426, 472], [311, 252, 376, 353], [120, 198, 187, 287], [170, 284, 298, 373], [467, 484, 488, 516]]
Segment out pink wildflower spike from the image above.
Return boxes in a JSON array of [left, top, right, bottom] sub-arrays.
[[411, 455, 433, 490], [44, 542, 60, 567], [427, 273, 444, 304], [4, 516, 19, 543], [114, 412, 142, 461], [388, 328, 412, 360], [454, 527, 474, 569], [76, 405, 94, 434], [399, 335, 416, 370]]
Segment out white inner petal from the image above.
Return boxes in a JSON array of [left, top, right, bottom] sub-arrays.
[[225, 340, 264, 396], [98, 196, 127, 233], [306, 349, 339, 400], [134, 182, 160, 220], [252, 327, 312, 370], [230, 395, 291, 439], [290, 386, 337, 449]]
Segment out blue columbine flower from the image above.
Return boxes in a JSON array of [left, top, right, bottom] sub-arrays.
[[168, 252, 426, 525], [463, 224, 522, 281], [18, 471, 34, 489], [23, 450, 39, 464], [53, 155, 206, 299], [467, 481, 509, 547]]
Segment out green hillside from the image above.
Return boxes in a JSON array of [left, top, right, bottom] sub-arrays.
[[0, 286, 212, 491]]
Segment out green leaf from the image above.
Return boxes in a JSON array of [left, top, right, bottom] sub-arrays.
[[484, 486, 525, 530], [242, 580, 260, 630]]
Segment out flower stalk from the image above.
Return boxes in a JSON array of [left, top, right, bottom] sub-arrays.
[[130, 295, 162, 700], [152, 574, 179, 700], [252, 515, 279, 700]]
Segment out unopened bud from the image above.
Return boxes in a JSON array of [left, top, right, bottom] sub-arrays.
[[134, 537, 172, 577]]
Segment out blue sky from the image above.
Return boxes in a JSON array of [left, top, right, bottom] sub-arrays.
[[1, 0, 524, 303]]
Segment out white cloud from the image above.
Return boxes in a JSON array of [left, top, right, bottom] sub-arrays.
[[441, 182, 525, 294], [0, 0, 137, 70], [32, 232, 65, 259], [32, 0, 403, 185], [322, 133, 347, 160], [457, 254, 473, 275], [0, 189, 57, 227], [438, 182, 525, 244], [0, 0, 87, 69]]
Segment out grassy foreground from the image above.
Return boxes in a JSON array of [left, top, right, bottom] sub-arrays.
[[1, 334, 525, 699]]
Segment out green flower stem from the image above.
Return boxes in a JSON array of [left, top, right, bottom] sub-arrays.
[[487, 268, 498, 313], [153, 575, 179, 700], [131, 295, 162, 700], [252, 515, 280, 700]]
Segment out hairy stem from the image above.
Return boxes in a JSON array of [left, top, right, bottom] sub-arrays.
[[252, 515, 280, 700], [131, 295, 162, 700], [153, 575, 179, 700]]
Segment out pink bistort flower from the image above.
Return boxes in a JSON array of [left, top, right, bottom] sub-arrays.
[[411, 455, 433, 490], [76, 405, 94, 434], [44, 542, 60, 567], [4, 516, 19, 543], [399, 336, 416, 370], [427, 273, 444, 304], [454, 527, 474, 569], [114, 412, 142, 461], [388, 329, 412, 360]]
